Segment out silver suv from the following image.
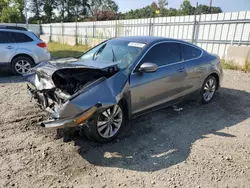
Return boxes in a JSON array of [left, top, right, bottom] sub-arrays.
[[0, 26, 51, 75]]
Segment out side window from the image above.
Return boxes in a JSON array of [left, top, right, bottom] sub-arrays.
[[0, 31, 14, 43], [12, 32, 33, 43], [182, 44, 202, 60], [141, 43, 181, 67]]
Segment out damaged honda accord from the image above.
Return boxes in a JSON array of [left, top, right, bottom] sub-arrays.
[[26, 36, 223, 142]]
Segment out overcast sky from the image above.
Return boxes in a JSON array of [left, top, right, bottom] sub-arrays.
[[116, 0, 250, 13]]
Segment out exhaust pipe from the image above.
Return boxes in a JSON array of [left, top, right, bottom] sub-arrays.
[[41, 104, 101, 129]]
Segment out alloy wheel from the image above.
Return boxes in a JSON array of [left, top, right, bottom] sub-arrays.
[[15, 60, 32, 74], [203, 78, 216, 102], [97, 105, 123, 138]]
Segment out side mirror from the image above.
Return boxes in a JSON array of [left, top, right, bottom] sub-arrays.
[[139, 62, 158, 73]]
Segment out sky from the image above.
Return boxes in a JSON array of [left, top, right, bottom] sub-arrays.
[[116, 0, 250, 13]]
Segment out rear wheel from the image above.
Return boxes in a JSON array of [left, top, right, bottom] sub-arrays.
[[83, 103, 126, 142], [11, 56, 34, 75], [201, 75, 217, 104]]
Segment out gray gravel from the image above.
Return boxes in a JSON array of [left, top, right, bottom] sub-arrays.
[[0, 69, 250, 188]]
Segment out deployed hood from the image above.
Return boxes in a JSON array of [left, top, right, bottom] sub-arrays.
[[49, 57, 79, 64], [26, 60, 120, 92], [33, 59, 120, 76]]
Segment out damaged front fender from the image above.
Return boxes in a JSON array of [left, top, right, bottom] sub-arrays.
[[57, 70, 130, 120]]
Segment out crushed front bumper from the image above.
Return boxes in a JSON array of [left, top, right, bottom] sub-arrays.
[[41, 104, 101, 129], [27, 83, 102, 129]]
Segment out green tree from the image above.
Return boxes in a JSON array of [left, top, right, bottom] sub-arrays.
[[1, 6, 19, 22], [30, 0, 44, 21], [13, 0, 25, 22], [158, 0, 168, 12], [0, 0, 9, 16], [180, 0, 195, 15], [168, 8, 178, 16], [88, 0, 118, 20], [56, 0, 66, 21], [210, 6, 222, 14], [43, 0, 57, 23], [196, 5, 222, 14], [66, 0, 88, 21]]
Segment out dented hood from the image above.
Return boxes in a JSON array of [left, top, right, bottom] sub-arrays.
[[33, 59, 119, 76], [25, 60, 120, 90]]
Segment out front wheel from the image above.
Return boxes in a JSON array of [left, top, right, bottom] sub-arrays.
[[83, 104, 126, 142], [201, 75, 218, 104]]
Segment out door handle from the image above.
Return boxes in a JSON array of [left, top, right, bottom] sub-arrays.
[[6, 46, 13, 49], [177, 67, 185, 72]]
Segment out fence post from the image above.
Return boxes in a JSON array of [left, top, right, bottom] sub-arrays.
[[61, 22, 64, 44], [75, 22, 78, 45], [115, 20, 118, 37], [93, 21, 95, 39], [39, 24, 42, 37], [149, 17, 152, 36], [49, 24, 52, 42], [192, 15, 197, 44]]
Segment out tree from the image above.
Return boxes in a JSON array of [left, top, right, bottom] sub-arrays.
[[158, 0, 168, 11], [0, 0, 9, 16], [13, 0, 25, 22], [43, 0, 57, 23], [88, 0, 118, 20], [180, 0, 195, 15], [196, 5, 222, 14], [151, 1, 158, 11], [1, 7, 19, 23], [57, 0, 66, 21], [168, 8, 178, 16], [30, 0, 44, 21], [210, 6, 222, 14]]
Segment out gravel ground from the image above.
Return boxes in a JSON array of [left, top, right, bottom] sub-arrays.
[[0, 69, 250, 188]]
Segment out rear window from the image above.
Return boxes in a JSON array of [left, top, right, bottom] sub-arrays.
[[0, 31, 14, 43], [12, 32, 33, 43], [181, 44, 202, 60], [30, 32, 41, 41]]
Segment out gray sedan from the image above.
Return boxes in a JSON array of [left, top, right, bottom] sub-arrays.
[[26, 36, 223, 142]]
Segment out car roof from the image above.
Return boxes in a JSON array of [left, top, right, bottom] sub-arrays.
[[0, 25, 27, 31], [0, 28, 35, 35], [113, 36, 191, 45]]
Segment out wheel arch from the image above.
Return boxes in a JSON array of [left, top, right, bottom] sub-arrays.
[[207, 72, 220, 90], [118, 96, 131, 121], [10, 53, 35, 66]]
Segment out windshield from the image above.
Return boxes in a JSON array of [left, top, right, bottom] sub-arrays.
[[79, 40, 145, 69]]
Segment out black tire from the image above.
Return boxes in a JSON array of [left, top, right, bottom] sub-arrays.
[[83, 103, 127, 142], [11, 56, 34, 75], [201, 75, 218, 104]]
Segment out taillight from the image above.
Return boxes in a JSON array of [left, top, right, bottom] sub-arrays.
[[37, 42, 47, 48]]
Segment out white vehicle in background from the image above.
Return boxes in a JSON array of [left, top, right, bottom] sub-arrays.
[[0, 26, 51, 75]]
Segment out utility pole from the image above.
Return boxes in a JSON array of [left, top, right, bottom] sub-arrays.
[[24, 0, 28, 29]]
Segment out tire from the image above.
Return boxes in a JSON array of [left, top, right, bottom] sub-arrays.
[[11, 56, 34, 75], [83, 103, 126, 142], [201, 75, 218, 104]]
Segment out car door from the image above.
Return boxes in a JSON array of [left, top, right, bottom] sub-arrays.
[[0, 31, 17, 64], [130, 42, 189, 114], [180, 43, 204, 94]]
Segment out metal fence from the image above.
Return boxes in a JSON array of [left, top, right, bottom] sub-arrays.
[[39, 11, 249, 58]]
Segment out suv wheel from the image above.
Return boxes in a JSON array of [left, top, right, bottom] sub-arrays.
[[11, 56, 34, 75], [83, 103, 126, 142]]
